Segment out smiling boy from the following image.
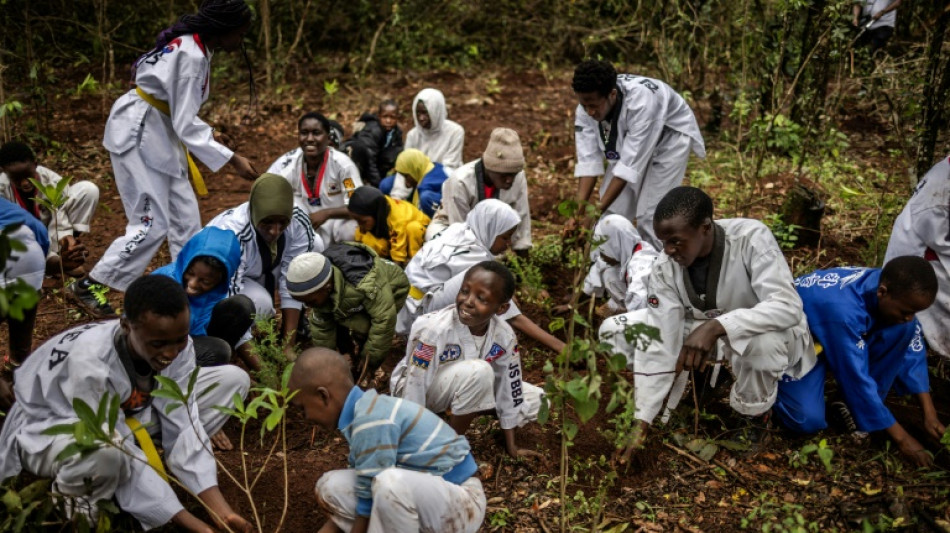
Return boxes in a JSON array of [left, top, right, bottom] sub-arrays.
[[774, 257, 945, 466], [391, 261, 543, 457], [0, 275, 250, 531]]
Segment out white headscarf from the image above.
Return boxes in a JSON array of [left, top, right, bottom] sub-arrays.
[[466, 199, 521, 250], [412, 88, 448, 134], [592, 214, 643, 270]]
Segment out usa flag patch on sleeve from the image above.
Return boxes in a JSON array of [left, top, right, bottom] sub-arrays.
[[485, 343, 506, 362], [411, 342, 435, 369]]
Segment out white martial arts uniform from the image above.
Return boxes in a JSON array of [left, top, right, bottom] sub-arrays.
[[859, 0, 897, 29], [0, 321, 249, 530], [601, 219, 816, 425], [885, 155, 950, 357], [574, 74, 705, 247], [583, 214, 659, 313], [207, 203, 322, 318], [396, 199, 521, 335], [1, 225, 46, 291], [395, 88, 465, 200], [265, 147, 361, 244], [93, 34, 233, 291], [0, 166, 99, 256], [425, 159, 532, 250], [392, 306, 543, 429]]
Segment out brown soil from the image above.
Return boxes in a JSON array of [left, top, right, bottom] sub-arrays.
[[3, 67, 950, 532]]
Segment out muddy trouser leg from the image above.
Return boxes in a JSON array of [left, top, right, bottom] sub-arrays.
[[60, 180, 100, 235], [728, 329, 792, 417], [633, 129, 693, 249], [20, 434, 131, 524], [598, 309, 650, 370], [165, 173, 201, 261], [773, 359, 828, 434], [89, 152, 175, 291]]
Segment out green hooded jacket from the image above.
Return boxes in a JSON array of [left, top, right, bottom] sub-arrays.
[[307, 241, 409, 369]]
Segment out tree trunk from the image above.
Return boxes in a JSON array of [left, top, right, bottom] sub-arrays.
[[916, 6, 950, 177], [781, 185, 825, 248], [261, 0, 272, 88]]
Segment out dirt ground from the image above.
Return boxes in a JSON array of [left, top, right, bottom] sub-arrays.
[[2, 67, 950, 532]]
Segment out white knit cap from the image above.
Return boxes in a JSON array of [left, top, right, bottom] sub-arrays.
[[287, 252, 333, 296]]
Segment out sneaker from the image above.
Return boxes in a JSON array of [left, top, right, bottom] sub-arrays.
[[827, 400, 869, 439], [67, 278, 116, 318]]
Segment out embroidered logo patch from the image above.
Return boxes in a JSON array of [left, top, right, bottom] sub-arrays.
[[411, 342, 435, 369], [485, 343, 506, 362], [343, 177, 356, 197], [647, 295, 659, 308], [439, 344, 462, 363], [162, 37, 182, 55]]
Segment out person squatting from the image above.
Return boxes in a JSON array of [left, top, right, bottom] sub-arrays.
[[1, 4, 949, 530]]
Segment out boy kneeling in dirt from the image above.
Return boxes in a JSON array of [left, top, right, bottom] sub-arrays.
[[610, 186, 817, 453], [390, 261, 544, 458], [0, 276, 252, 531], [286, 245, 409, 380], [289, 347, 486, 533], [774, 257, 946, 467]]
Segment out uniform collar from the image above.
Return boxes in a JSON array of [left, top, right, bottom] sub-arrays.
[[337, 385, 365, 431]]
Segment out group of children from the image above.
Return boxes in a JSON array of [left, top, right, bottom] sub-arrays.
[[0, 0, 947, 530]]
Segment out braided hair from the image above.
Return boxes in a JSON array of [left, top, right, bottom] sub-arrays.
[[136, 0, 256, 115]]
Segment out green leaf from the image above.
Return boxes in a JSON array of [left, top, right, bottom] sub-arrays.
[[197, 382, 219, 400], [14, 500, 42, 531], [537, 396, 550, 425], [17, 480, 50, 504], [108, 394, 120, 433], [281, 362, 296, 391], [72, 398, 98, 426], [54, 443, 85, 462], [164, 402, 183, 415], [1, 489, 21, 512], [573, 396, 598, 423], [186, 367, 200, 398], [154, 376, 185, 402], [42, 422, 80, 436], [697, 443, 719, 462], [563, 420, 578, 441], [572, 312, 590, 329]]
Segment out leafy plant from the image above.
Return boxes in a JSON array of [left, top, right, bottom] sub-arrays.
[[790, 438, 835, 473], [741, 493, 820, 532], [249, 316, 295, 389], [762, 213, 801, 250], [28, 177, 72, 318], [0, 226, 41, 321]]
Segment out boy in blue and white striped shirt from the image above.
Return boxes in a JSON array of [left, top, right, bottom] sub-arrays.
[[289, 348, 486, 533]]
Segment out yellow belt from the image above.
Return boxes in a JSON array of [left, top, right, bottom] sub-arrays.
[[409, 286, 424, 300], [135, 87, 208, 196], [125, 416, 168, 481]]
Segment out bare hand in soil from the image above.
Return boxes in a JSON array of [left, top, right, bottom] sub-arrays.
[[897, 436, 933, 467], [211, 431, 234, 451], [59, 235, 87, 270], [223, 513, 255, 533], [677, 319, 726, 372], [229, 153, 258, 181], [923, 415, 946, 441], [615, 420, 649, 465]]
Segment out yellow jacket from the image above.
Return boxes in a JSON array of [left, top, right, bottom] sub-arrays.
[[356, 196, 430, 264]]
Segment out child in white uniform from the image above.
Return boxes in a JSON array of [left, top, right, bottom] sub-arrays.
[[0, 276, 251, 531], [392, 261, 543, 457], [266, 112, 362, 245], [73, 0, 259, 317], [584, 214, 659, 313], [391, 88, 465, 200]]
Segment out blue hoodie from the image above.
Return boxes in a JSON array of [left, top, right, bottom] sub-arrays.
[[0, 197, 50, 256], [153, 226, 241, 336]]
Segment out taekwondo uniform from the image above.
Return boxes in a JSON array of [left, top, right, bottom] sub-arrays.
[[391, 306, 543, 431], [617, 219, 816, 425], [207, 203, 322, 318], [574, 74, 705, 247], [317, 387, 485, 533], [0, 165, 99, 257], [425, 159, 533, 250], [584, 214, 659, 313], [265, 147, 362, 245], [395, 200, 522, 335], [885, 155, 950, 358], [774, 267, 930, 433], [0, 321, 248, 529], [93, 34, 233, 291]]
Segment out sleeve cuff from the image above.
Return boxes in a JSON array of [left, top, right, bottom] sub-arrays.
[[611, 161, 639, 185], [574, 161, 604, 177], [356, 497, 373, 517]]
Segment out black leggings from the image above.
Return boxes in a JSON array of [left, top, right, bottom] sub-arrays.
[[192, 294, 255, 367]]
